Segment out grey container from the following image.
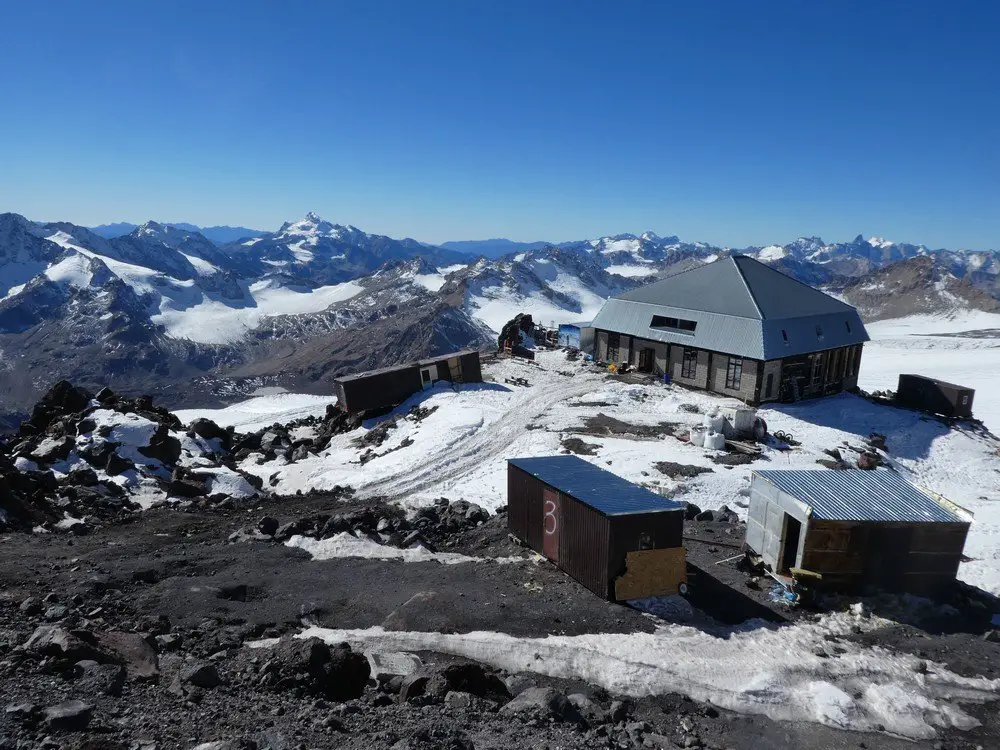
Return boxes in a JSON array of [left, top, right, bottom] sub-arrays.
[[895, 373, 974, 419]]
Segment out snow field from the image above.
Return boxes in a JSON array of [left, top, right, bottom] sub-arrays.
[[286, 612, 999, 739], [174, 393, 333, 432], [225, 346, 1000, 594], [286, 533, 529, 565]]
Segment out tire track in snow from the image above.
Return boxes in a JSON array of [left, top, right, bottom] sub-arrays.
[[360, 364, 599, 499]]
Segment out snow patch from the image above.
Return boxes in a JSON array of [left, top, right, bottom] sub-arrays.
[[291, 615, 1000, 739], [174, 393, 333, 432], [605, 264, 658, 278], [287, 533, 525, 565]]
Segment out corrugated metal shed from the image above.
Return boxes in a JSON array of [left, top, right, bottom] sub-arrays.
[[590, 255, 869, 360], [754, 470, 962, 523], [508, 456, 685, 516]]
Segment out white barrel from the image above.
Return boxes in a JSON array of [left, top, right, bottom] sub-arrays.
[[704, 413, 725, 433], [704, 431, 726, 450], [689, 425, 707, 446]]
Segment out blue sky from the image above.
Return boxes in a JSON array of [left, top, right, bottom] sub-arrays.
[[1, 1, 997, 248]]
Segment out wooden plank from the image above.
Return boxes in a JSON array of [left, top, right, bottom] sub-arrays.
[[614, 547, 686, 601]]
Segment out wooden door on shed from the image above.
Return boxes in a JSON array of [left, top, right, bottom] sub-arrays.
[[542, 488, 560, 561]]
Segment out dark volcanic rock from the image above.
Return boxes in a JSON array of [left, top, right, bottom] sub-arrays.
[[97, 631, 159, 680], [138, 424, 182, 464], [22, 625, 106, 664], [500, 687, 584, 725], [188, 417, 228, 442], [266, 636, 370, 700], [43, 699, 93, 731], [425, 661, 510, 703], [73, 659, 126, 696]]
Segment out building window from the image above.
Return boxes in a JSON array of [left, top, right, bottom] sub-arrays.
[[811, 353, 824, 387], [725, 357, 743, 390], [815, 324, 824, 341], [781, 329, 788, 344], [845, 320, 852, 334], [962, 394, 969, 405], [606, 332, 620, 363], [681, 348, 697, 379], [651, 315, 697, 333]]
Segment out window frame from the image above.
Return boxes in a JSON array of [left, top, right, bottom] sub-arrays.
[[650, 315, 697, 334], [725, 357, 743, 390], [681, 348, 698, 379]]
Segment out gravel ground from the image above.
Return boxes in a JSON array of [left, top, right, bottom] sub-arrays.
[[1, 492, 998, 750]]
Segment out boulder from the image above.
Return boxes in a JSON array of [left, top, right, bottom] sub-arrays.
[[105, 451, 134, 476], [188, 418, 227, 442], [78, 440, 116, 467], [97, 631, 160, 680], [138, 424, 182, 465], [4, 702, 39, 725], [567, 693, 608, 725], [95, 387, 117, 405], [22, 625, 106, 663], [425, 661, 510, 702], [43, 699, 93, 731], [41, 381, 93, 416], [30, 436, 74, 463], [268, 637, 370, 700], [170, 660, 223, 695], [73, 659, 126, 696], [257, 516, 279, 536], [499, 687, 584, 725], [398, 673, 429, 703]]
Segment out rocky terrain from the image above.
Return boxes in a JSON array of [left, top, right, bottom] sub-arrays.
[[2, 485, 999, 750], [2, 374, 1000, 749]]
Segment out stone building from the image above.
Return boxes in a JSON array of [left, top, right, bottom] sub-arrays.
[[589, 255, 869, 403]]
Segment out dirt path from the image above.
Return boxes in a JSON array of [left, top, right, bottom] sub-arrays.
[[360, 359, 601, 499]]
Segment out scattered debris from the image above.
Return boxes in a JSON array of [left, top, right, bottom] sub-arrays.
[[654, 462, 713, 479], [561, 437, 600, 456]]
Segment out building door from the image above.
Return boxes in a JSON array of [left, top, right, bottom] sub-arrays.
[[781, 514, 802, 573], [638, 348, 654, 373], [765, 373, 774, 399], [542, 488, 560, 561]]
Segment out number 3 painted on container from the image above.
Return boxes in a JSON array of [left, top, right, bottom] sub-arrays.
[[543, 499, 558, 535]]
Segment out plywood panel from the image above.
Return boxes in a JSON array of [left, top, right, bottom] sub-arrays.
[[614, 547, 686, 601]]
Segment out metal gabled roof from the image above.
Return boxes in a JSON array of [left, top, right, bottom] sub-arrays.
[[753, 469, 964, 524], [591, 298, 767, 359], [617, 257, 763, 318], [508, 456, 685, 516], [591, 255, 870, 360]]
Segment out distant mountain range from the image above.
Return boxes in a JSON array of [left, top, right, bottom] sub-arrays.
[[439, 238, 552, 259], [0, 210, 997, 427], [90, 222, 267, 245]]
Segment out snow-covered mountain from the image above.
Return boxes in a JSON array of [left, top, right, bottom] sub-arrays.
[[1, 209, 998, 425], [439, 238, 551, 259], [90, 221, 267, 244]]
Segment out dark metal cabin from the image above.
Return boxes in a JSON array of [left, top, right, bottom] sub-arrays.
[[507, 456, 686, 601], [895, 374, 975, 419], [746, 469, 972, 597], [333, 350, 482, 415]]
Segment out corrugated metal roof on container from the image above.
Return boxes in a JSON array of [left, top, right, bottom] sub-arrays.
[[508, 456, 685, 516], [754, 469, 963, 523]]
